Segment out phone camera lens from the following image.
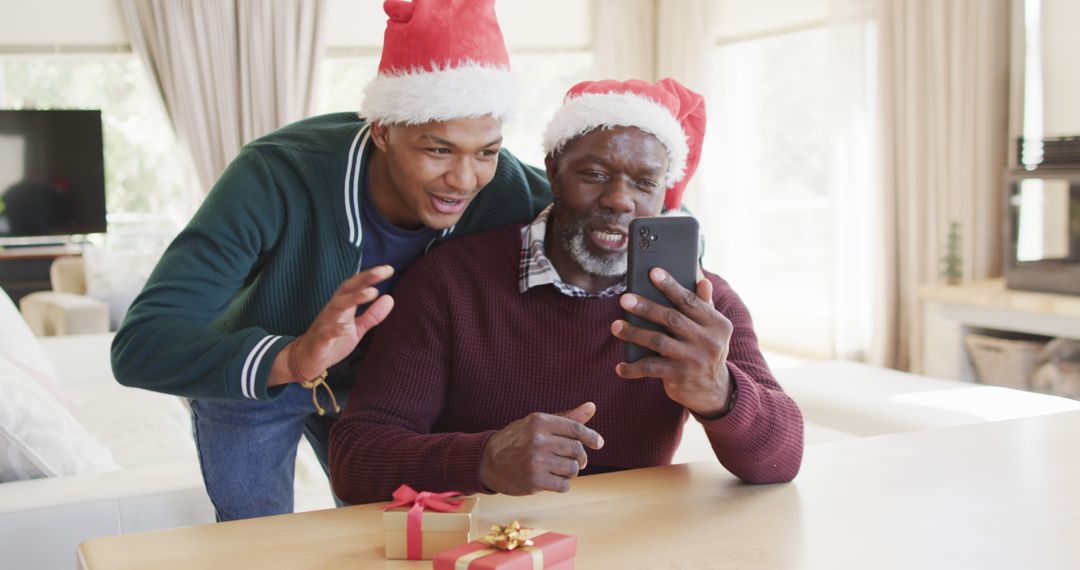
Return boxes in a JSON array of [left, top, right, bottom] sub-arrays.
[[638, 238, 650, 250], [638, 227, 650, 237]]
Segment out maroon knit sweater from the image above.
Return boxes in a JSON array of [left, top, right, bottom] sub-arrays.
[[329, 225, 804, 505]]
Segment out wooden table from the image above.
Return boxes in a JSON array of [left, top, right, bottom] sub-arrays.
[[79, 411, 1080, 569]]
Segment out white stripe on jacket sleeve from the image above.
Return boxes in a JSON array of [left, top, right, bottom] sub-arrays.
[[343, 128, 364, 245], [240, 335, 281, 399]]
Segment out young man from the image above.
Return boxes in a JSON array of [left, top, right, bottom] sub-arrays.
[[329, 79, 804, 505], [111, 0, 549, 521]]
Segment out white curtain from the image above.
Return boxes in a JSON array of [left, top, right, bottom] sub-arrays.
[[122, 0, 326, 193], [875, 0, 1010, 370], [591, 0, 712, 212], [591, 0, 657, 81], [826, 0, 879, 361], [656, 0, 711, 95], [678, 0, 880, 360], [656, 0, 712, 214]]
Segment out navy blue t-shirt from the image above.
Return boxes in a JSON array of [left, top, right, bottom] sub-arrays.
[[358, 165, 438, 297], [333, 165, 439, 385]]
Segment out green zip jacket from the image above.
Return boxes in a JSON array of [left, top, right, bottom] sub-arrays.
[[111, 113, 551, 401]]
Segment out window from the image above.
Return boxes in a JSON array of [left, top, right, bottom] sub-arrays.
[[499, 52, 594, 167], [315, 52, 378, 118], [702, 13, 877, 358], [0, 55, 197, 230], [316, 51, 593, 168], [704, 29, 833, 356]]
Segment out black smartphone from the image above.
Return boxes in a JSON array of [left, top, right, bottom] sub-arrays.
[[624, 216, 700, 363]]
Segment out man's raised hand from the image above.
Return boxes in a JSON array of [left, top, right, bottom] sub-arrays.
[[269, 265, 395, 386]]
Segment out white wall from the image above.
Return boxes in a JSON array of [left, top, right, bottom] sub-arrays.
[[323, 0, 589, 49], [0, 0, 589, 51], [322, 0, 386, 48], [1040, 0, 1080, 136], [0, 0, 128, 46], [711, 0, 826, 42]]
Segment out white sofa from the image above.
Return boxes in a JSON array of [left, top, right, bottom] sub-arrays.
[[0, 334, 214, 570], [781, 360, 1080, 436], [672, 358, 1080, 463], [0, 332, 336, 570], [5, 307, 1080, 570]]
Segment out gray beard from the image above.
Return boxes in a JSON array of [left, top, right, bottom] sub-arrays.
[[557, 219, 627, 278]]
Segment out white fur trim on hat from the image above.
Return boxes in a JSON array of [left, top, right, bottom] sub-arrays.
[[541, 92, 689, 188], [360, 61, 518, 125]]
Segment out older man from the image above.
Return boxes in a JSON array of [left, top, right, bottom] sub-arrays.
[[329, 79, 804, 504]]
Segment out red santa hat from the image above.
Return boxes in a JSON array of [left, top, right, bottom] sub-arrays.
[[361, 0, 517, 125], [541, 78, 706, 210]]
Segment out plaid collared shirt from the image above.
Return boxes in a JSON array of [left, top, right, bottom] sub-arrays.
[[518, 205, 627, 298]]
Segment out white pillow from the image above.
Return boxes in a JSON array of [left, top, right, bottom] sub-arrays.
[[0, 355, 118, 482], [0, 286, 65, 403], [82, 244, 161, 330]]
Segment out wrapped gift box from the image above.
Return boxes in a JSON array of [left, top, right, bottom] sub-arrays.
[[384, 496, 479, 560], [433, 530, 577, 570]]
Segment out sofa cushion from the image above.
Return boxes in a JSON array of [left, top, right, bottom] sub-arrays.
[[19, 291, 110, 336], [64, 379, 196, 469], [0, 355, 118, 482], [0, 286, 65, 402], [39, 333, 116, 388]]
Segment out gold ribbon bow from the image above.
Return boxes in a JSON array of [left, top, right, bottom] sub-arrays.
[[453, 521, 547, 570], [479, 520, 535, 551]]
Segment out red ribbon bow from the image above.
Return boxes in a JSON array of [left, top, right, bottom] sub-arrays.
[[382, 484, 465, 560]]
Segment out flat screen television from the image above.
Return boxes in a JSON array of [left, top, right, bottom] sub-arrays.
[[1004, 170, 1080, 296], [0, 109, 107, 239]]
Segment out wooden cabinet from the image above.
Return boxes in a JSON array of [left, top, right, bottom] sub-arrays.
[[917, 279, 1080, 382]]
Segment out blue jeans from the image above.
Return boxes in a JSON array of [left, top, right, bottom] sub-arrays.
[[190, 383, 345, 522]]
